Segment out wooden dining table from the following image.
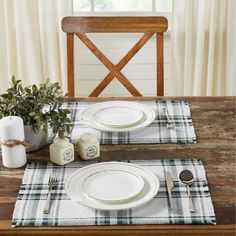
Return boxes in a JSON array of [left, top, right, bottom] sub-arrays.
[[0, 96, 235, 236]]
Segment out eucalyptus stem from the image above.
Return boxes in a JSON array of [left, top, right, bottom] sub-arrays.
[[0, 76, 72, 137]]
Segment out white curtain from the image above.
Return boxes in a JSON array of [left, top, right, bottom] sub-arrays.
[[0, 0, 73, 94], [171, 0, 236, 96]]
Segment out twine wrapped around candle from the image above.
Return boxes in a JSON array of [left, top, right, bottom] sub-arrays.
[[0, 116, 27, 168], [0, 139, 29, 148]]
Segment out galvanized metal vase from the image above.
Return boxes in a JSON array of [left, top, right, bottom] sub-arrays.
[[24, 125, 47, 152]]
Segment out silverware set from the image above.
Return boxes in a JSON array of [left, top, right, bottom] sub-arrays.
[[165, 170, 195, 213], [44, 170, 196, 214]]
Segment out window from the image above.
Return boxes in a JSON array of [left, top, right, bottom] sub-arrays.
[[73, 0, 172, 20]]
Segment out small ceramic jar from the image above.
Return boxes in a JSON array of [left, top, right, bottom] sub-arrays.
[[50, 137, 74, 165], [76, 133, 100, 160]]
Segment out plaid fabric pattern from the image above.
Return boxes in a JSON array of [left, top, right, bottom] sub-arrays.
[[48, 100, 197, 144], [12, 159, 216, 227]]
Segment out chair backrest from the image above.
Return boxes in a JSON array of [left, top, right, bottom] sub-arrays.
[[61, 17, 168, 97]]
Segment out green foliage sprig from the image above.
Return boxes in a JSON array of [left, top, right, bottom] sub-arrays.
[[47, 107, 73, 139], [0, 76, 72, 138]]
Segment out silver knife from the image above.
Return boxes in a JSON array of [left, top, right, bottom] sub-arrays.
[[165, 171, 174, 210]]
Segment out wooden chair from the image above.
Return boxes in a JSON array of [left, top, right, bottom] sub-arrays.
[[61, 17, 168, 97]]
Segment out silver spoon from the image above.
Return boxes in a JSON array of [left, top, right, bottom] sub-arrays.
[[179, 170, 196, 213]]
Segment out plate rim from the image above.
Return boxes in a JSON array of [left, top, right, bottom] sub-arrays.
[[65, 161, 159, 210]]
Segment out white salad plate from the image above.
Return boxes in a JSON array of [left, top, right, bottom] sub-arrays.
[[93, 106, 143, 127], [81, 101, 155, 132], [82, 169, 144, 202], [65, 162, 159, 210]]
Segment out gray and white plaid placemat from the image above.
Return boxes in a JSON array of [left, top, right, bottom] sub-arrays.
[[48, 100, 196, 144], [12, 159, 216, 227]]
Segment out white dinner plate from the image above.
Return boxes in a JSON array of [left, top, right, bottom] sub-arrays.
[[93, 106, 143, 127], [82, 169, 144, 202], [65, 162, 159, 210], [81, 101, 155, 132]]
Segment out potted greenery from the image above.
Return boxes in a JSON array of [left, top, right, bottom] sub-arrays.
[[0, 76, 72, 152], [48, 108, 74, 165]]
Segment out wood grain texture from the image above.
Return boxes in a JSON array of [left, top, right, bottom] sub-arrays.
[[0, 97, 235, 236], [89, 32, 154, 97], [67, 33, 74, 97], [156, 33, 164, 96], [62, 17, 167, 97], [61, 17, 168, 33], [75, 32, 142, 96]]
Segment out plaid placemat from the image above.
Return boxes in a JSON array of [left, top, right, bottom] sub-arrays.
[[12, 159, 216, 227], [48, 100, 197, 144]]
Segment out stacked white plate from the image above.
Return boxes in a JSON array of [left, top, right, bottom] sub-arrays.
[[81, 101, 155, 132], [65, 162, 159, 210]]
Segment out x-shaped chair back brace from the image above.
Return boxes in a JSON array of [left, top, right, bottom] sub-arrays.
[[62, 17, 168, 97]]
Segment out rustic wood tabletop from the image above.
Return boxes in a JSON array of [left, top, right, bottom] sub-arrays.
[[0, 96, 235, 236]]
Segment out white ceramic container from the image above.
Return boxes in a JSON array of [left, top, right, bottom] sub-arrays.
[[50, 137, 74, 165], [76, 133, 100, 160]]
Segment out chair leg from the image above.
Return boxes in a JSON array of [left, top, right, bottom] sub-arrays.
[[156, 33, 164, 96], [67, 33, 75, 97]]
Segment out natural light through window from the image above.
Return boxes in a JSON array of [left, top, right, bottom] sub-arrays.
[[94, 0, 152, 12], [73, 0, 172, 15]]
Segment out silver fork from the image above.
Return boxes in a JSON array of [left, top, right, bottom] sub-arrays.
[[43, 175, 58, 214], [163, 107, 175, 129]]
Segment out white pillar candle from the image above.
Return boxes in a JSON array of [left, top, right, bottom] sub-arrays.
[[0, 116, 27, 168]]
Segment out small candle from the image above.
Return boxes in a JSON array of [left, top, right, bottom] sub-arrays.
[[0, 116, 26, 168]]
